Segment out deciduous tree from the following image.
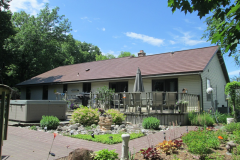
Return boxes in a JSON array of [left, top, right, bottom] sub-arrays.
[[118, 51, 135, 58], [5, 4, 72, 84], [168, 0, 240, 63]]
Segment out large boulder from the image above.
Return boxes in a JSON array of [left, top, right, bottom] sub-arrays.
[[68, 148, 93, 160]]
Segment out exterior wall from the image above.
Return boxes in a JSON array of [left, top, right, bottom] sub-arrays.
[[68, 83, 82, 95], [20, 87, 26, 99], [21, 74, 205, 103], [201, 53, 228, 111], [31, 86, 42, 100], [91, 82, 109, 93], [178, 75, 201, 95], [48, 85, 63, 100]]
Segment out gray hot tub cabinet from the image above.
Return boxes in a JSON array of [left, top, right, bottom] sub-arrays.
[[9, 100, 67, 122]]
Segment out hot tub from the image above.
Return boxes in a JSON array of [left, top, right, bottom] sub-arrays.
[[9, 100, 67, 122]]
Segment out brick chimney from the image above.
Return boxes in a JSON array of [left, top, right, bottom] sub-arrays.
[[138, 50, 146, 57]]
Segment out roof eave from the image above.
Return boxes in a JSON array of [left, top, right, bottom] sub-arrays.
[[17, 71, 203, 86]]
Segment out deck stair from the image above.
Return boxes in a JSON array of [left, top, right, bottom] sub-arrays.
[[66, 110, 74, 119]]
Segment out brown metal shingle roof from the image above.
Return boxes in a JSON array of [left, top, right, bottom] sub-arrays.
[[18, 46, 220, 85]]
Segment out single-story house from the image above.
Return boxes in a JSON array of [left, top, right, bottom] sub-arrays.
[[17, 46, 229, 111]]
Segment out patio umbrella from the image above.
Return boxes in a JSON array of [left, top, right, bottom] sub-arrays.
[[133, 67, 145, 92]]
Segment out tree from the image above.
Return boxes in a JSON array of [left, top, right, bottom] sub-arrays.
[[4, 4, 72, 84], [95, 53, 115, 61], [0, 0, 15, 85], [78, 41, 101, 63], [168, 0, 240, 63], [0, 0, 11, 11], [118, 51, 135, 58]]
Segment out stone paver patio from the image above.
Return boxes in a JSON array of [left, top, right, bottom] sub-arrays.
[[2, 126, 197, 160]]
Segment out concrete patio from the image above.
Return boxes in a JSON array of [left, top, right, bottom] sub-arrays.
[[2, 126, 197, 160]]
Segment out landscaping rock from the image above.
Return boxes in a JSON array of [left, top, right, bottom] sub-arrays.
[[119, 124, 125, 129], [57, 126, 67, 131], [121, 128, 127, 132], [227, 141, 236, 147], [70, 124, 79, 130], [91, 124, 96, 128], [68, 148, 93, 160]]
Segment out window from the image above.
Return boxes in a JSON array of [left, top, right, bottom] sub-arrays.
[[83, 83, 91, 92], [63, 84, 68, 93], [26, 87, 31, 100], [42, 85, 48, 100], [109, 82, 128, 92], [206, 78, 211, 101], [152, 78, 178, 92]]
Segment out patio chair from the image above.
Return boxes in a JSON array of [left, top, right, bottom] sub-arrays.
[[122, 92, 132, 112], [151, 92, 164, 113], [165, 92, 177, 113], [112, 93, 121, 110], [132, 93, 141, 112]]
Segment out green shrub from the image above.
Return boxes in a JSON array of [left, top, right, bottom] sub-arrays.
[[224, 122, 240, 133], [71, 107, 99, 126], [214, 129, 228, 143], [93, 149, 118, 160], [40, 115, 60, 130], [215, 111, 233, 124], [182, 129, 212, 157], [30, 125, 37, 130], [106, 109, 126, 125], [232, 130, 240, 144], [237, 145, 240, 155], [188, 112, 215, 126], [207, 131, 220, 149], [142, 117, 160, 129]]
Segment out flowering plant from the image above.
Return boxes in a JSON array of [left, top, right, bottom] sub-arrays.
[[176, 99, 188, 106]]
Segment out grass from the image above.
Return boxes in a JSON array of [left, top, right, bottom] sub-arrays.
[[68, 132, 145, 144]]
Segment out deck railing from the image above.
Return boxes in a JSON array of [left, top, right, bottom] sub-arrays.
[[56, 92, 200, 113]]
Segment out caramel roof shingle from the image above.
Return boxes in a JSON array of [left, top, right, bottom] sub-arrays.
[[18, 46, 226, 86]]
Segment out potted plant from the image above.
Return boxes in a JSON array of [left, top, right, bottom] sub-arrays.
[[178, 110, 181, 114], [175, 100, 188, 113]]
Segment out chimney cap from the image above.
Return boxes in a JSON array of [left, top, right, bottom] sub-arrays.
[[138, 50, 146, 57]]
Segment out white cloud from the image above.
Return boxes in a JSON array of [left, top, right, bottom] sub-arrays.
[[81, 17, 88, 19], [73, 30, 77, 32], [169, 28, 206, 46], [123, 45, 127, 48], [132, 43, 136, 45], [184, 19, 194, 24], [169, 40, 176, 45], [229, 70, 240, 76], [102, 28, 105, 31], [195, 27, 204, 30], [80, 17, 92, 22], [113, 36, 120, 38], [125, 32, 164, 46], [10, 0, 49, 15]]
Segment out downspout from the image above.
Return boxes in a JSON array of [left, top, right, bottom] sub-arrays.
[[199, 72, 204, 113]]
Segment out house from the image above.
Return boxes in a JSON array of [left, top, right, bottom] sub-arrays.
[[17, 46, 229, 111]]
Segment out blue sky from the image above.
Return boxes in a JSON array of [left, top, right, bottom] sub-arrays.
[[9, 0, 240, 79]]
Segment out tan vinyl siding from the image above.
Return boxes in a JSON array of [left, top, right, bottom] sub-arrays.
[[48, 85, 63, 100], [68, 83, 82, 95], [201, 53, 228, 111], [178, 75, 201, 95], [91, 82, 109, 93]]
